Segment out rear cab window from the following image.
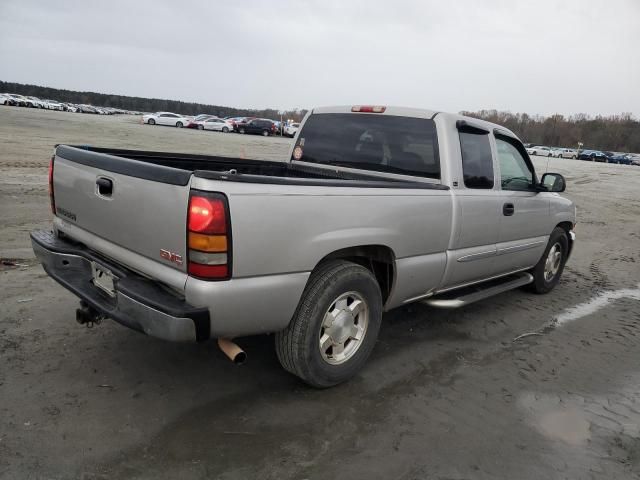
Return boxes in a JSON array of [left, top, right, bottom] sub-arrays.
[[458, 127, 494, 189], [294, 113, 440, 179]]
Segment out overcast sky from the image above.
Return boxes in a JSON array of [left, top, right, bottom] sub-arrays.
[[1, 0, 638, 116]]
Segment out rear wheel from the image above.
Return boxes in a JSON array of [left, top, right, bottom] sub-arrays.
[[176, 121, 183, 128], [275, 260, 383, 388], [148, 118, 155, 125], [527, 227, 568, 294], [262, 130, 269, 137], [239, 127, 245, 134]]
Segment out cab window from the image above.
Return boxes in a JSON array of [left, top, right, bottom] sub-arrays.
[[459, 130, 494, 189], [496, 137, 535, 191]]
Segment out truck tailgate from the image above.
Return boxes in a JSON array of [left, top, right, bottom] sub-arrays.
[[52, 146, 192, 277]]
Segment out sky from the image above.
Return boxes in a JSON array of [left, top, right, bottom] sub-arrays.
[[0, 0, 638, 116]]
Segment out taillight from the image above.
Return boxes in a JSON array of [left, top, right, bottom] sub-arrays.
[[351, 105, 386, 113], [187, 192, 231, 280], [48, 155, 55, 214]]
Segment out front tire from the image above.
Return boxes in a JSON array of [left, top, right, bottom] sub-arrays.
[[148, 118, 156, 125], [222, 126, 229, 133], [262, 130, 269, 137], [176, 121, 183, 128], [198, 124, 204, 130], [275, 260, 383, 388], [528, 227, 569, 294]]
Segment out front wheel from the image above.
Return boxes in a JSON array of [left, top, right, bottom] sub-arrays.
[[239, 127, 245, 134], [222, 127, 229, 133], [527, 227, 568, 294], [148, 118, 156, 125], [262, 130, 269, 136], [197, 124, 204, 130], [176, 121, 183, 128], [275, 260, 383, 388]]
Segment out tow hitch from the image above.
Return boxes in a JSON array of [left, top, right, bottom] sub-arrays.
[[75, 301, 106, 328]]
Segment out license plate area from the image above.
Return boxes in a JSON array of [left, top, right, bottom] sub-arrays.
[[91, 261, 117, 297]]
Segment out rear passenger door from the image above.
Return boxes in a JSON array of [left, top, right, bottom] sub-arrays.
[[442, 123, 504, 288], [494, 135, 550, 272]]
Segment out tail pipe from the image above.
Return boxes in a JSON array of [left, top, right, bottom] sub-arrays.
[[217, 338, 246, 365]]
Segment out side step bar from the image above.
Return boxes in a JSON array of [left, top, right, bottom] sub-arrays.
[[424, 272, 534, 309]]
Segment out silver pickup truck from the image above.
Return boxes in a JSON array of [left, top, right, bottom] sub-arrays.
[[32, 105, 575, 387]]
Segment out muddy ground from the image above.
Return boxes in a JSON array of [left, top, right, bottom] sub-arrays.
[[1, 106, 639, 480]]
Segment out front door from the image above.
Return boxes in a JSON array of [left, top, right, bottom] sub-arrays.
[[494, 135, 550, 272]]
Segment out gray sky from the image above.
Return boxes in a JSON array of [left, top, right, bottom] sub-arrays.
[[1, 0, 638, 116]]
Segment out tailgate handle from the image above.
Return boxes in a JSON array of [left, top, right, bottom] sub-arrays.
[[96, 177, 113, 196]]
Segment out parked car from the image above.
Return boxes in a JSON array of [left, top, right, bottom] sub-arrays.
[[199, 117, 233, 132], [44, 99, 65, 111], [235, 118, 276, 136], [23, 96, 45, 108], [32, 105, 575, 387], [609, 153, 633, 165], [527, 146, 553, 157], [553, 148, 577, 159], [142, 112, 190, 127], [187, 114, 217, 128], [0, 94, 9, 105], [578, 150, 609, 162], [284, 122, 300, 137]]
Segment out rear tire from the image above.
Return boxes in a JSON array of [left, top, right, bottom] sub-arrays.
[[239, 127, 245, 134], [262, 130, 269, 137], [527, 227, 569, 294], [275, 260, 383, 388]]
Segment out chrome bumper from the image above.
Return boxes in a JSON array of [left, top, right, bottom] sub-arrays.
[[31, 230, 209, 343]]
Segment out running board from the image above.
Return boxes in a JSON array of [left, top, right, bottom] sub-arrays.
[[424, 272, 534, 309]]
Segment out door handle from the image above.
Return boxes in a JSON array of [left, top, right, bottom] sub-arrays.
[[503, 203, 515, 216], [96, 177, 113, 196]]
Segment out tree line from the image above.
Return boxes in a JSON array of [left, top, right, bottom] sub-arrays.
[[0, 81, 307, 122], [461, 110, 640, 153]]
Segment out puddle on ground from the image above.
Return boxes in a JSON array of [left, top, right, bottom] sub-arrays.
[[554, 283, 640, 326], [519, 392, 591, 445]]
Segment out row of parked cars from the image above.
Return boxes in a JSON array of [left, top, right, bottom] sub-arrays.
[[525, 144, 640, 165], [141, 112, 300, 137], [0, 93, 142, 115]]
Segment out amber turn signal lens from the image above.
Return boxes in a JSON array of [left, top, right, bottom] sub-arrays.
[[188, 232, 227, 252]]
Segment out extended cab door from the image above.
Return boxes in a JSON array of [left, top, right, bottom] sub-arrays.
[[494, 134, 550, 272], [441, 122, 504, 288]]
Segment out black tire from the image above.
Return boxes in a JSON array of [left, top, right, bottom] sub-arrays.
[[148, 118, 155, 125], [176, 121, 183, 128], [275, 260, 383, 388], [222, 127, 229, 133], [527, 227, 569, 294], [197, 124, 204, 130], [262, 130, 269, 137], [239, 127, 245, 134]]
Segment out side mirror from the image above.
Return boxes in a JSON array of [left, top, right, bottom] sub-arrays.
[[540, 173, 566, 192]]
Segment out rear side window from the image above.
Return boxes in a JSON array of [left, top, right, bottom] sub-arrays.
[[295, 113, 440, 179], [459, 131, 494, 189]]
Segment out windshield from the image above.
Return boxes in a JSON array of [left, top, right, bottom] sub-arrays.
[[294, 113, 440, 179]]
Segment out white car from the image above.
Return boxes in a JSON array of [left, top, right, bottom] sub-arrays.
[[198, 117, 233, 132], [284, 122, 300, 137], [44, 100, 65, 111], [143, 112, 190, 128], [25, 96, 46, 108], [0, 94, 9, 105], [553, 148, 577, 159], [527, 146, 553, 157]]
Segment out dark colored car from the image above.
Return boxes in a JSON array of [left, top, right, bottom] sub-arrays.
[[578, 150, 609, 162], [610, 153, 633, 165], [235, 118, 276, 136]]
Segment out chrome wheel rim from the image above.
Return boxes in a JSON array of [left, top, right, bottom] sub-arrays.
[[544, 242, 562, 282], [319, 291, 368, 365]]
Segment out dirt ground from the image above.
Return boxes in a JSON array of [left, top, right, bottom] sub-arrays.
[[1, 106, 639, 480]]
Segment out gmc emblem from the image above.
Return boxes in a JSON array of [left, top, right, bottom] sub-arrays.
[[160, 249, 183, 266]]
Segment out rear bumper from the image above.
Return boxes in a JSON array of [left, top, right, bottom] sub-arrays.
[[30, 230, 209, 343]]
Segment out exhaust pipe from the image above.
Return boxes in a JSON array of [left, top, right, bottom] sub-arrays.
[[217, 338, 246, 365]]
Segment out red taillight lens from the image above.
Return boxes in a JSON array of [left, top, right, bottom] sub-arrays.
[[351, 105, 386, 113], [48, 156, 55, 214], [187, 192, 231, 280], [188, 195, 226, 234]]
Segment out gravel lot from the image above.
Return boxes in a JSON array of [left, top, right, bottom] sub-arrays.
[[1, 106, 640, 480]]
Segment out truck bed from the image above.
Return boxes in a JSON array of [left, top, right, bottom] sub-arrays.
[[58, 145, 448, 190]]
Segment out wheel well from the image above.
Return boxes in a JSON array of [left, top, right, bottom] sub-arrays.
[[318, 245, 395, 304], [556, 221, 574, 255]]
